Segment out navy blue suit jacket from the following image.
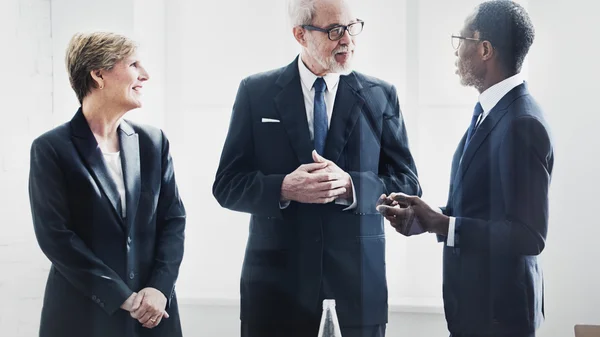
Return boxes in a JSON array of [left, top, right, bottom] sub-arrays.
[[440, 83, 554, 335], [213, 57, 421, 326]]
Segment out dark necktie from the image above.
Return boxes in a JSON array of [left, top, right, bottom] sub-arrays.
[[313, 77, 328, 155], [462, 102, 484, 157]]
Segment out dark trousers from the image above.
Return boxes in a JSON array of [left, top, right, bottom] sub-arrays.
[[241, 322, 386, 337], [450, 333, 535, 337]]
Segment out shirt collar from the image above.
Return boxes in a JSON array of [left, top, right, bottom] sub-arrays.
[[298, 54, 341, 92], [478, 72, 524, 114]]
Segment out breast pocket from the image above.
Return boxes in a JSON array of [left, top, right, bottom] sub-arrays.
[[253, 121, 297, 170], [254, 121, 288, 145]]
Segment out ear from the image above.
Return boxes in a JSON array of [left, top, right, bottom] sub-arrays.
[[90, 69, 104, 89], [481, 40, 494, 61], [293, 26, 308, 48]]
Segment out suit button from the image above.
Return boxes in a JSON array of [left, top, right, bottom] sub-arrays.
[[129, 272, 135, 280], [92, 295, 97, 301]]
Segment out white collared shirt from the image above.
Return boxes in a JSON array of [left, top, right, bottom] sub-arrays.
[[102, 150, 126, 218], [446, 73, 524, 247], [297, 55, 341, 140], [475, 73, 525, 128]]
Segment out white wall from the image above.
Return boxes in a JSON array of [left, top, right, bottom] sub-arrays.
[[528, 0, 600, 336], [0, 0, 53, 335]]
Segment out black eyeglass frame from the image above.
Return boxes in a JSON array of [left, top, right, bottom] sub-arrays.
[[302, 20, 365, 41]]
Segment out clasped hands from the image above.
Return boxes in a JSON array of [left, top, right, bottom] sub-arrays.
[[120, 287, 169, 329], [281, 150, 353, 204], [376, 192, 449, 236]]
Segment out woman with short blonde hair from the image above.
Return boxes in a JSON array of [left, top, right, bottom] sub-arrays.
[[29, 31, 185, 337]]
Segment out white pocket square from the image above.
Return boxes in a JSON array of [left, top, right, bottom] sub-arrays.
[[261, 118, 280, 123]]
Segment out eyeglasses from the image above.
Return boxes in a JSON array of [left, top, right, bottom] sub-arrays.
[[451, 34, 481, 50], [302, 20, 364, 41]]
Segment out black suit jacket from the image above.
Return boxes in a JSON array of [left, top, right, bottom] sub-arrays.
[[213, 57, 421, 326], [29, 109, 186, 337], [440, 83, 554, 335]]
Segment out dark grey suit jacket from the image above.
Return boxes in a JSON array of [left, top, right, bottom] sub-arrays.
[[29, 109, 186, 337]]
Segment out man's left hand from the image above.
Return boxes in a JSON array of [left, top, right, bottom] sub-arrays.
[[130, 287, 170, 329], [311, 150, 353, 200]]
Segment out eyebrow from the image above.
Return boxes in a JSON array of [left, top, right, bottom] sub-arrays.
[[324, 19, 359, 29], [324, 23, 342, 29]]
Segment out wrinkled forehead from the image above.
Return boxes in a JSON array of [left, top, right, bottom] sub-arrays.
[[312, 0, 356, 27]]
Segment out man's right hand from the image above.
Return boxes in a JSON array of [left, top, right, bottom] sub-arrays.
[[281, 162, 348, 204]]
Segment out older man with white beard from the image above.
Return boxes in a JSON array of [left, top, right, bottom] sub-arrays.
[[212, 0, 421, 336]]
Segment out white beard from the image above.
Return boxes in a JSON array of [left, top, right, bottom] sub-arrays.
[[306, 36, 353, 75]]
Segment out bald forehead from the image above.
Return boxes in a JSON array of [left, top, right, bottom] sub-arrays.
[[312, 0, 355, 27]]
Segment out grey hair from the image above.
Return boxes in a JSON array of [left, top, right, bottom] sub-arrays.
[[287, 0, 318, 27]]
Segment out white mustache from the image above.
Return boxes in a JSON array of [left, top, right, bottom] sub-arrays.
[[333, 47, 350, 54]]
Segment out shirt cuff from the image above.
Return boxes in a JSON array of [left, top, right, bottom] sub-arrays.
[[446, 216, 456, 247], [279, 200, 290, 209], [336, 176, 357, 211]]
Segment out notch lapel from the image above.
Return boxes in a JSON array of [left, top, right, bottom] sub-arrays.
[[323, 73, 363, 163], [118, 121, 140, 232], [70, 108, 125, 230], [451, 83, 528, 193], [452, 107, 509, 192], [274, 57, 314, 164]]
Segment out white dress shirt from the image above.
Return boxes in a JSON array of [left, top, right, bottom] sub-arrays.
[[102, 150, 127, 218], [280, 55, 357, 210], [446, 73, 524, 247]]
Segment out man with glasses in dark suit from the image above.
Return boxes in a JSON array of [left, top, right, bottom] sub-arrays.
[[213, 0, 421, 336], [377, 1, 554, 337]]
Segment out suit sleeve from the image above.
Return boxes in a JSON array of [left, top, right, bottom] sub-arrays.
[[349, 85, 422, 214], [212, 78, 286, 218], [452, 116, 553, 255], [28, 138, 133, 315], [146, 131, 186, 309]]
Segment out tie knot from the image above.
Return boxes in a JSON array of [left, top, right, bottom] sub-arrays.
[[313, 77, 326, 93], [473, 102, 483, 117]]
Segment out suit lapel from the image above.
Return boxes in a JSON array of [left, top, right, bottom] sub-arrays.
[[274, 57, 314, 164], [323, 73, 363, 163], [451, 83, 529, 192], [448, 131, 468, 195], [70, 108, 125, 230], [118, 121, 140, 231]]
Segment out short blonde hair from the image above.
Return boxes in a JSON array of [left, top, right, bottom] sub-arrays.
[[65, 32, 137, 103]]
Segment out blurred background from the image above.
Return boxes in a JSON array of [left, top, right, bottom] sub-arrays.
[[0, 0, 598, 336]]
